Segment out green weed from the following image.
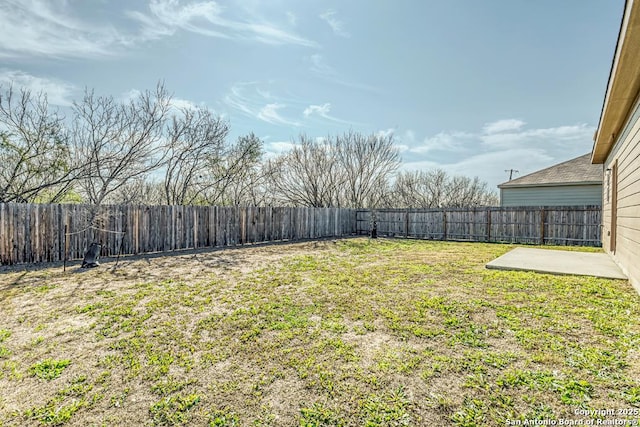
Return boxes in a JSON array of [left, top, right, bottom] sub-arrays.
[[207, 408, 240, 426], [451, 397, 487, 426], [358, 387, 412, 426], [29, 359, 71, 381], [25, 399, 85, 425], [149, 393, 201, 425], [299, 403, 344, 427]]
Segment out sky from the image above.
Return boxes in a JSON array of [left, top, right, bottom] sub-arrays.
[[0, 0, 625, 190]]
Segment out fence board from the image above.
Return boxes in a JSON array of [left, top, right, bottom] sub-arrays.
[[0, 204, 358, 265], [0, 203, 602, 266], [356, 206, 601, 247]]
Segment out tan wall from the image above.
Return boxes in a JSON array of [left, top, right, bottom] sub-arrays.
[[602, 96, 640, 293]]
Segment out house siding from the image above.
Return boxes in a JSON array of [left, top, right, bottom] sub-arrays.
[[602, 95, 640, 292], [500, 185, 603, 207]]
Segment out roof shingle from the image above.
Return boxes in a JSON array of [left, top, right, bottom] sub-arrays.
[[498, 153, 603, 188]]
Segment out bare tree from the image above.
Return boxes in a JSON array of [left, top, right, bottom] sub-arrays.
[[444, 175, 497, 207], [389, 170, 447, 208], [72, 82, 171, 210], [109, 177, 165, 205], [0, 86, 80, 203], [265, 135, 342, 207], [265, 131, 400, 208], [390, 169, 498, 208], [335, 130, 400, 208], [163, 107, 229, 205], [209, 133, 264, 206]]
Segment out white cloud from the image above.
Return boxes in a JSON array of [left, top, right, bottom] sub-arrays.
[[286, 11, 297, 27], [0, 0, 317, 59], [404, 130, 416, 142], [405, 121, 593, 160], [410, 131, 473, 154], [307, 54, 381, 94], [128, 0, 226, 39], [528, 124, 594, 139], [309, 54, 336, 76], [302, 102, 354, 124], [483, 119, 526, 134], [376, 128, 396, 139], [319, 9, 350, 37], [267, 141, 295, 153], [303, 103, 331, 118], [225, 82, 299, 127], [481, 123, 594, 149], [0, 70, 76, 106], [450, 149, 556, 188], [122, 88, 142, 101], [255, 89, 270, 100], [263, 140, 296, 159], [224, 82, 259, 116], [394, 144, 410, 153], [257, 103, 300, 126], [391, 130, 412, 153], [446, 149, 552, 177], [170, 97, 202, 111], [226, 82, 357, 127], [0, 0, 123, 59], [400, 119, 594, 190], [402, 148, 554, 190], [128, 0, 318, 47]]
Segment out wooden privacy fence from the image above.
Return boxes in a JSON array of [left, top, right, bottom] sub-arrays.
[[0, 204, 357, 265], [0, 204, 603, 265], [356, 206, 602, 246]]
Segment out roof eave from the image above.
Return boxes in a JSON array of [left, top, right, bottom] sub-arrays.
[[592, 0, 640, 164], [498, 181, 603, 189]]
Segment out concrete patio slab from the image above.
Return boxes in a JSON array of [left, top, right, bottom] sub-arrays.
[[486, 247, 627, 280]]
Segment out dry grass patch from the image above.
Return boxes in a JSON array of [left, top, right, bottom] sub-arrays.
[[0, 238, 639, 426]]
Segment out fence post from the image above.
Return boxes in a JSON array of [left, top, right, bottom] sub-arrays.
[[486, 208, 491, 242], [237, 206, 242, 244], [405, 209, 409, 238], [63, 224, 68, 272], [540, 207, 545, 245], [443, 209, 447, 241], [471, 208, 475, 241], [583, 208, 588, 244], [134, 206, 139, 254], [193, 208, 198, 249]]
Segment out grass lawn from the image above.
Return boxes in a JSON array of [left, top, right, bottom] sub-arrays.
[[0, 238, 639, 426]]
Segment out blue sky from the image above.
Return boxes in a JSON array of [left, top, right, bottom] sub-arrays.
[[0, 0, 624, 190]]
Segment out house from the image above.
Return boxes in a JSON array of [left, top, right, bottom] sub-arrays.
[[498, 153, 603, 207], [592, 0, 640, 292]]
